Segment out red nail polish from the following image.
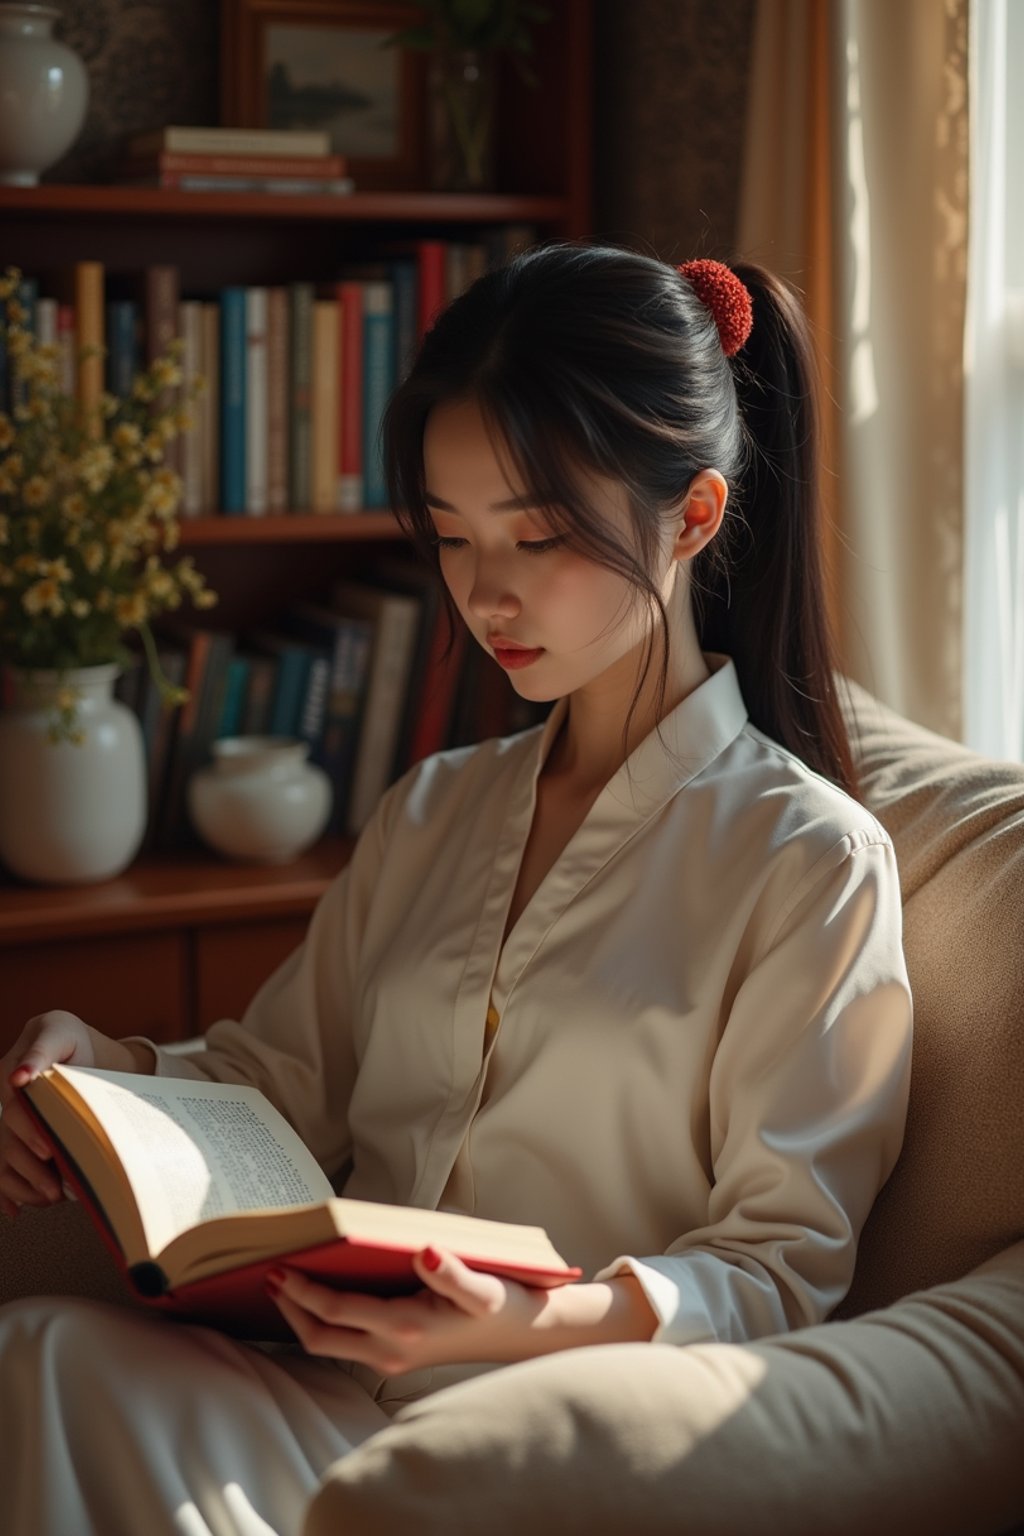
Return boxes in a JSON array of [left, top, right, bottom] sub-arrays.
[[422, 1246, 442, 1271], [266, 1267, 286, 1288]]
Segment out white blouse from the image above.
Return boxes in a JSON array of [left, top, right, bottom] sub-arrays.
[[142, 654, 912, 1373]]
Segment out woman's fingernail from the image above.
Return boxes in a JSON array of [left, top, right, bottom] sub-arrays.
[[265, 1267, 286, 1289], [422, 1246, 442, 1272]]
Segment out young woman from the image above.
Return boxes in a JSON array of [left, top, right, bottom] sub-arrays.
[[0, 245, 912, 1536]]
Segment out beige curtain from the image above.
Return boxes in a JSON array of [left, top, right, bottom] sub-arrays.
[[737, 0, 969, 738]]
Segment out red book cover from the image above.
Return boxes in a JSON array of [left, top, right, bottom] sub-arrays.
[[415, 239, 448, 341], [22, 1094, 581, 1343], [336, 280, 364, 512], [121, 151, 348, 178], [406, 611, 468, 765]]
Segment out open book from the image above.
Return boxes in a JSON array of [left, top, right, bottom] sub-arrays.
[[21, 1065, 581, 1338]]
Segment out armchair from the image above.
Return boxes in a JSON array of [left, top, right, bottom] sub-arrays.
[[305, 682, 1024, 1536]]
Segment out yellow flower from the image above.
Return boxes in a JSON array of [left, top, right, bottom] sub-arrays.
[[13, 552, 39, 573], [142, 431, 164, 463], [77, 443, 114, 493], [152, 358, 183, 390], [0, 274, 17, 301], [115, 592, 148, 626], [4, 453, 23, 479], [7, 300, 27, 327], [62, 492, 86, 520], [112, 422, 141, 450], [55, 685, 78, 711], [194, 589, 218, 610], [6, 330, 30, 358], [83, 541, 105, 574], [0, 414, 13, 449], [145, 565, 176, 601], [40, 558, 72, 583], [0, 514, 7, 545], [132, 378, 155, 403], [69, 598, 90, 618], [100, 392, 119, 418], [22, 475, 50, 507], [95, 588, 111, 611], [0, 469, 14, 496], [163, 521, 180, 552], [26, 394, 52, 420], [22, 577, 64, 616]]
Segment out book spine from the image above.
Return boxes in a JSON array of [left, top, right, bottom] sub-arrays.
[[219, 288, 247, 515], [123, 152, 348, 178], [416, 240, 448, 341], [344, 596, 421, 836], [56, 304, 75, 396], [360, 281, 395, 511], [105, 300, 139, 400], [268, 648, 313, 737], [10, 277, 37, 414], [245, 287, 269, 516], [288, 283, 314, 512], [389, 259, 418, 385], [266, 287, 289, 513], [178, 300, 204, 517], [216, 655, 250, 738], [144, 264, 181, 473], [34, 295, 57, 351], [130, 127, 331, 157], [125, 173, 354, 195], [74, 262, 104, 438], [199, 302, 220, 514], [310, 301, 340, 514], [337, 281, 364, 512], [297, 652, 331, 749], [406, 619, 468, 766]]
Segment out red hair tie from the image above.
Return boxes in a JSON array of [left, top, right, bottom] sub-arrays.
[[676, 260, 753, 358]]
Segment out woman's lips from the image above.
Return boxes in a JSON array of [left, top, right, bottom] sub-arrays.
[[492, 645, 545, 670]]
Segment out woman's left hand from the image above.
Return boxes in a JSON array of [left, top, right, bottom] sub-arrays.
[[265, 1246, 554, 1373]]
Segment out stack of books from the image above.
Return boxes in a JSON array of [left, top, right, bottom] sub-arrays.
[[115, 125, 354, 197]]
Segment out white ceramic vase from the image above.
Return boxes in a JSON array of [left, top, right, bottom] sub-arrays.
[[0, 665, 146, 884], [187, 737, 332, 864], [0, 4, 89, 187]]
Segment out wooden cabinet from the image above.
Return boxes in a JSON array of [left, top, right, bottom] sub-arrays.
[[0, 841, 349, 1053], [0, 1, 592, 1047]]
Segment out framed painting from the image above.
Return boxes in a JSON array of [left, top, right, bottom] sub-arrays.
[[221, 1, 426, 190]]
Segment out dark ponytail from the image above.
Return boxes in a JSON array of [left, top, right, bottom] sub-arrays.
[[695, 264, 856, 795], [383, 244, 856, 796]]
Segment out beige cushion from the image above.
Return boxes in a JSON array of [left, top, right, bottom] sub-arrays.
[[838, 682, 1024, 1315], [306, 1241, 1024, 1536]]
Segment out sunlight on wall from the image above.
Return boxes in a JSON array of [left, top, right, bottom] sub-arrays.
[[845, 35, 879, 429]]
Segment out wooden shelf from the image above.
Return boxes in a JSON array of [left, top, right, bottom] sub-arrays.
[[0, 184, 569, 225], [178, 513, 405, 546], [0, 839, 353, 945]]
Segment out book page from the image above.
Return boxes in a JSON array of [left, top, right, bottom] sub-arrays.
[[53, 1067, 333, 1261]]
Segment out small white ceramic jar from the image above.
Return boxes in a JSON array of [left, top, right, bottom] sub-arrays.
[[187, 737, 332, 864]]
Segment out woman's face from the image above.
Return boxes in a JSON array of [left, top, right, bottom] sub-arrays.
[[422, 396, 680, 705]]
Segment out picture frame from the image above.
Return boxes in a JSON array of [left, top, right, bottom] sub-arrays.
[[220, 1, 426, 191]]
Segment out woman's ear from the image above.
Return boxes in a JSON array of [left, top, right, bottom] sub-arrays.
[[673, 470, 728, 560]]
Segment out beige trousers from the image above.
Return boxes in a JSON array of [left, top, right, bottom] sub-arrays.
[[0, 1297, 389, 1536]]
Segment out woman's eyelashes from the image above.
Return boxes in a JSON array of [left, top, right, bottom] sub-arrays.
[[432, 534, 568, 554]]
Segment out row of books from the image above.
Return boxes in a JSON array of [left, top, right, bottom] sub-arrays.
[[0, 226, 536, 517], [121, 565, 543, 854]]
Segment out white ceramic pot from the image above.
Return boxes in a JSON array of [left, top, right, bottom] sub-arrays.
[[187, 737, 332, 864], [0, 4, 89, 187], [0, 665, 146, 884]]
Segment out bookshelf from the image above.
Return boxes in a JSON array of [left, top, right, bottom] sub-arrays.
[[0, 0, 592, 1054]]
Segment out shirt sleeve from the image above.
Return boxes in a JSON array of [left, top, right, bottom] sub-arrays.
[[593, 830, 913, 1346], [121, 776, 402, 1181]]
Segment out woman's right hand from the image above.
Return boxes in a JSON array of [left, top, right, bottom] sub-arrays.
[[0, 1010, 97, 1220]]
